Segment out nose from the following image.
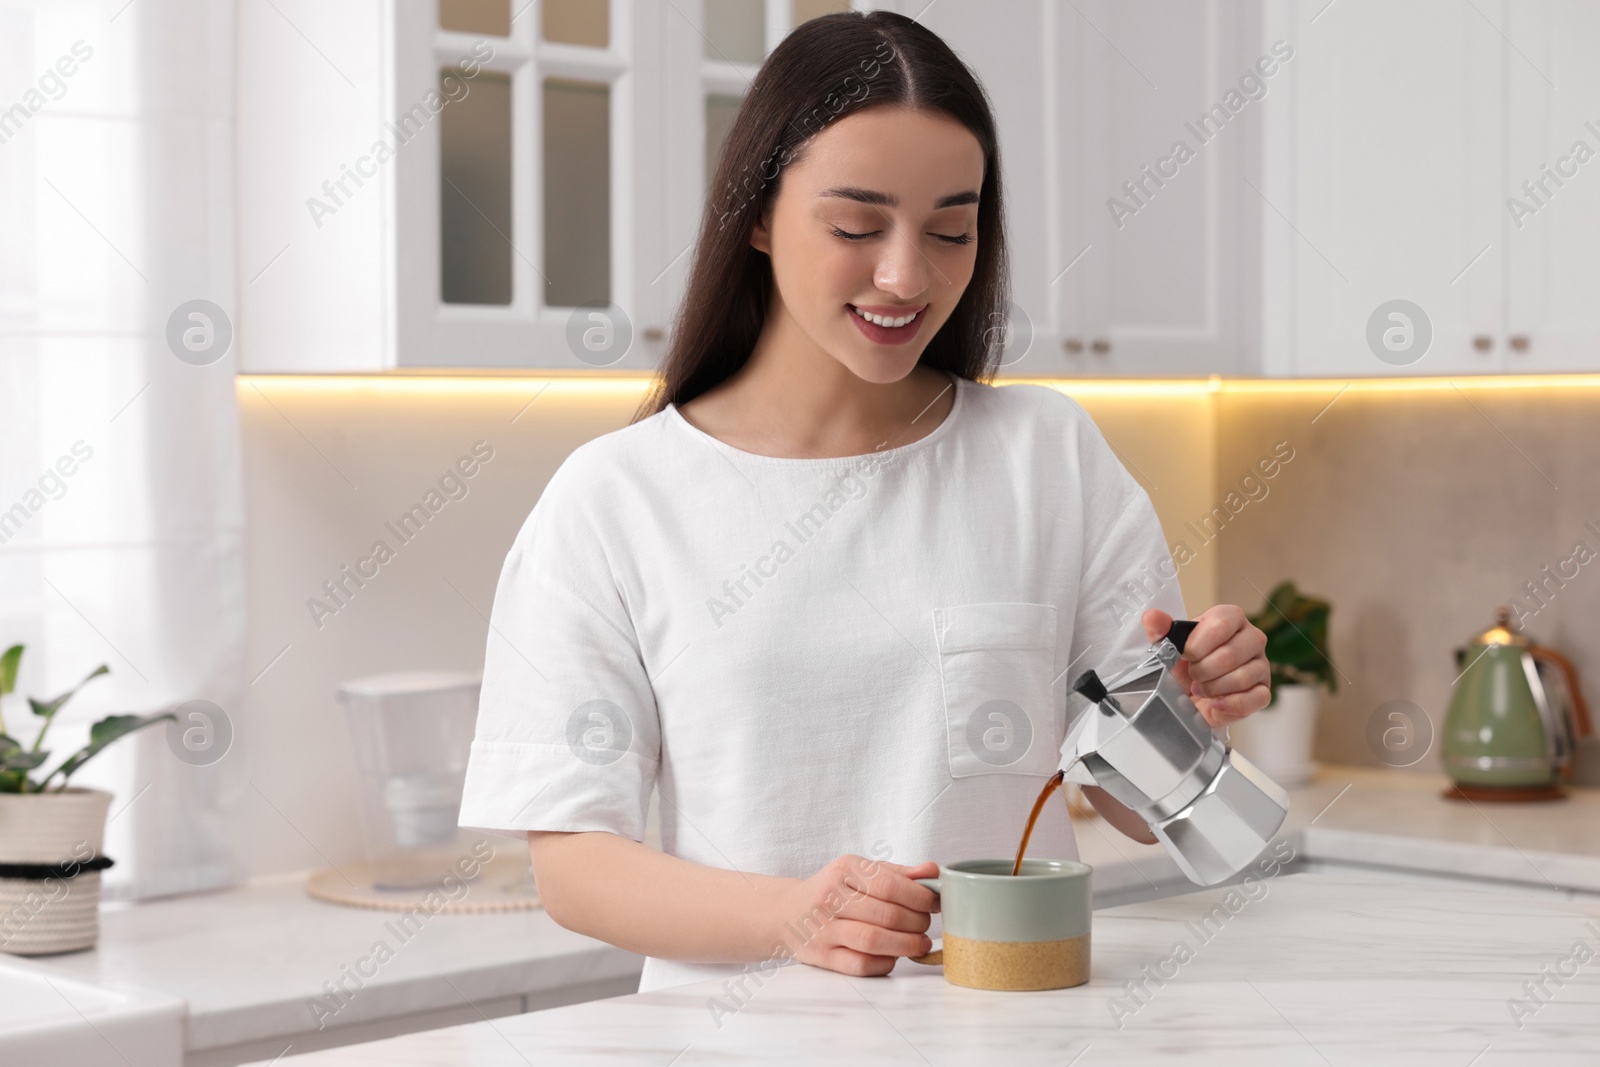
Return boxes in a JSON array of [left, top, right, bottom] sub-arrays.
[[872, 218, 933, 300]]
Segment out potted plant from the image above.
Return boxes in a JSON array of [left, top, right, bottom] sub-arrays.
[[0, 644, 175, 955], [1227, 581, 1337, 788]]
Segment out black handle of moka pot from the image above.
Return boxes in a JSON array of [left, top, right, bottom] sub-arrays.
[[1072, 619, 1200, 703], [1071, 670, 1108, 703], [1165, 619, 1199, 655]]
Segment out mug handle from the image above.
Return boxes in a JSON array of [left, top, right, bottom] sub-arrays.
[[909, 877, 942, 965]]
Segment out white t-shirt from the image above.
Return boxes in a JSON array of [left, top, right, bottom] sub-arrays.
[[457, 373, 1186, 993]]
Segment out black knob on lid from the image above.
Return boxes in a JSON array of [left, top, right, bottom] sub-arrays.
[[1072, 669, 1108, 704], [1165, 620, 1199, 655]]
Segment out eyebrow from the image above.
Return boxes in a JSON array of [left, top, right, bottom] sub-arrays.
[[817, 185, 979, 210]]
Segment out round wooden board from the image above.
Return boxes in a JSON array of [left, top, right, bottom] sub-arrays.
[[1442, 781, 1568, 803], [305, 852, 541, 913]]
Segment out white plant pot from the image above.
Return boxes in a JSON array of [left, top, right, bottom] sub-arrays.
[[0, 787, 113, 955], [1227, 684, 1321, 788]]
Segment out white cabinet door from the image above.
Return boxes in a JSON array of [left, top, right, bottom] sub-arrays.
[[236, 1, 390, 373], [1069, 0, 1258, 377], [916, 0, 1060, 378], [1503, 0, 1600, 373], [1275, 0, 1504, 377], [923, 0, 1257, 378]]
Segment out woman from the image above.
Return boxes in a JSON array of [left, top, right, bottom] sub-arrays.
[[458, 10, 1270, 994]]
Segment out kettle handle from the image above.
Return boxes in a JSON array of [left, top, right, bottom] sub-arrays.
[[1530, 645, 1592, 739]]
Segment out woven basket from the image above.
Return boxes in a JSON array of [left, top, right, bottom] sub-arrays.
[[0, 787, 113, 955]]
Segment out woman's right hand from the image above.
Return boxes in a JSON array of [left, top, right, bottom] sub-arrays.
[[771, 855, 941, 977]]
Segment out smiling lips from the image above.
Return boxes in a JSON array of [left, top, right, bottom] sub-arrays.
[[847, 303, 928, 345], [850, 303, 926, 326]]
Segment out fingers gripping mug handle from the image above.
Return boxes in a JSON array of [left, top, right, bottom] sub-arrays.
[[910, 878, 943, 965]]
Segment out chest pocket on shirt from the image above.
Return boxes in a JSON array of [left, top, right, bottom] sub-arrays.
[[933, 602, 1061, 779]]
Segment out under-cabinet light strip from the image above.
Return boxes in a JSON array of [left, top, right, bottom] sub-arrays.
[[238, 373, 1600, 398]]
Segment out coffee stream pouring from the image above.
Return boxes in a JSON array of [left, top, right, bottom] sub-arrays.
[[1062, 620, 1290, 887]]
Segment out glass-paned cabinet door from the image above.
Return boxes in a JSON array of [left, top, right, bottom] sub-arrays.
[[392, 0, 640, 368], [795, 0, 851, 23], [698, 1, 851, 195], [543, 0, 609, 47], [704, 0, 765, 63], [543, 78, 611, 307], [439, 0, 511, 36], [705, 93, 743, 200], [393, 0, 860, 368], [439, 68, 513, 306]]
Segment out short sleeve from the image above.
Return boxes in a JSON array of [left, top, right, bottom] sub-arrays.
[[457, 451, 662, 842], [1057, 394, 1188, 685]]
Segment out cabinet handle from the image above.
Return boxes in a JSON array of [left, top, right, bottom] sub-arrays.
[[1472, 335, 1493, 352], [1062, 337, 1084, 353], [1091, 338, 1111, 354], [1509, 335, 1530, 352]]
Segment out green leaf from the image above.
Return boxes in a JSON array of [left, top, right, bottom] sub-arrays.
[[45, 711, 176, 790], [0, 732, 47, 771], [0, 645, 21, 698], [0, 735, 40, 793], [1, 748, 48, 773], [28, 663, 112, 757], [29, 663, 110, 718], [1248, 581, 1337, 695]]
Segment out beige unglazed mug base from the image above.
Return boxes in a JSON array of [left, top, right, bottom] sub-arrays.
[[939, 931, 1090, 991]]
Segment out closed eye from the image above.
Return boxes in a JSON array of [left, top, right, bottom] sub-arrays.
[[831, 227, 974, 246]]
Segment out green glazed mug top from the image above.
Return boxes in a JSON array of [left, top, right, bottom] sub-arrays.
[[917, 858, 1091, 943]]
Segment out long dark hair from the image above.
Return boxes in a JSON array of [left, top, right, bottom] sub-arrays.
[[630, 10, 1010, 423]]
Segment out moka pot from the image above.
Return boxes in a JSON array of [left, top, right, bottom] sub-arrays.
[[1063, 620, 1290, 887]]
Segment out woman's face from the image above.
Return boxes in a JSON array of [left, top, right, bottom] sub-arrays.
[[751, 106, 984, 384]]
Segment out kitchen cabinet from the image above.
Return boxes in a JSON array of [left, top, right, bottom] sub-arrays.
[[1059, 0, 1261, 378], [240, 0, 1253, 377], [239, 1, 1600, 376], [919, 0, 1258, 379], [238, 0, 851, 373], [236, 0, 635, 372], [1264, 0, 1504, 376], [1265, 0, 1600, 376], [239, 0, 664, 372], [972, 0, 1600, 378], [1503, 0, 1600, 373]]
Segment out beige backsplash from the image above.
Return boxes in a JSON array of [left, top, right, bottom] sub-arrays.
[[233, 376, 1597, 878], [1209, 384, 1598, 779]]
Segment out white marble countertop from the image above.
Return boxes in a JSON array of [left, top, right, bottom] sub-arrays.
[[0, 957, 185, 1066], [23, 870, 642, 1058], [1073, 763, 1600, 902], [13, 763, 1600, 1063], [238, 868, 1600, 1065]]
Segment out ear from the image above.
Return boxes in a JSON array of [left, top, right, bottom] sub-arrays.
[[750, 218, 771, 255]]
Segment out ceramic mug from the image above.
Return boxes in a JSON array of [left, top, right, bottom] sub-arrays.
[[909, 858, 1091, 991]]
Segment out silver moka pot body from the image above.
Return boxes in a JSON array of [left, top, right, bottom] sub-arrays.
[[1062, 621, 1290, 886]]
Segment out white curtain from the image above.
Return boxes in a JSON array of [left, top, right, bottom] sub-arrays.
[[0, 0, 244, 899]]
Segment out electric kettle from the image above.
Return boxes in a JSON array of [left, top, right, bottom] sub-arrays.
[[1442, 607, 1593, 799], [1063, 620, 1290, 886]]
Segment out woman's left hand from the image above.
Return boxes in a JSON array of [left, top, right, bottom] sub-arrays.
[[1141, 606, 1270, 728]]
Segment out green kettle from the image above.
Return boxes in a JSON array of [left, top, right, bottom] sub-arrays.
[[1443, 607, 1592, 797]]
